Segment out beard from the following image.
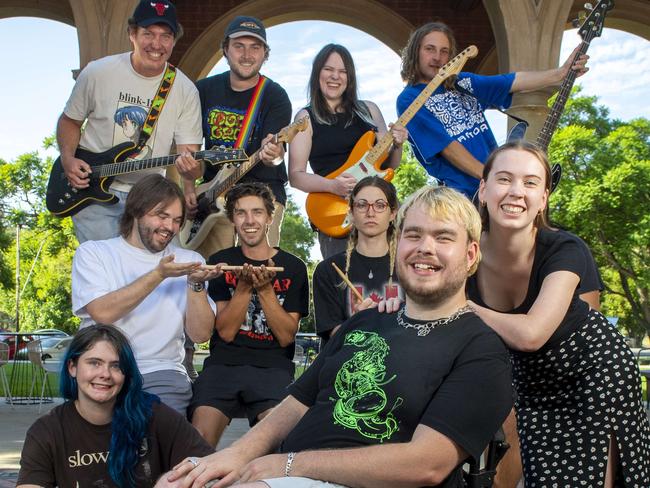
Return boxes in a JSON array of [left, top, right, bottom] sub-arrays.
[[397, 259, 468, 308], [137, 222, 172, 253]]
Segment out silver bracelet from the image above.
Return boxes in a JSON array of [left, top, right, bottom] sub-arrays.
[[284, 452, 296, 477]]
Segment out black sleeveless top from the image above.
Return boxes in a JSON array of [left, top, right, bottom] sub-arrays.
[[306, 106, 376, 177]]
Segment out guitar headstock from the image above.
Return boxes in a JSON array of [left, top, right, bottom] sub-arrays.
[[437, 45, 479, 80], [576, 0, 614, 40], [202, 147, 249, 166], [276, 116, 309, 144]]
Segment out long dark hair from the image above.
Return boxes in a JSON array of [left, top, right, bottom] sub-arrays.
[[479, 141, 552, 233], [307, 43, 373, 127], [119, 174, 185, 238], [61, 325, 157, 487], [344, 177, 399, 287]]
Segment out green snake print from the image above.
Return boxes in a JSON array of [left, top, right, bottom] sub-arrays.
[[330, 330, 403, 441]]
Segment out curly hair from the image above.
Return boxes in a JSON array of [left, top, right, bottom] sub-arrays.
[[224, 181, 275, 222]]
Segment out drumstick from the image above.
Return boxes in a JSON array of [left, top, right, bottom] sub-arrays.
[[331, 262, 364, 302], [202, 264, 284, 272]]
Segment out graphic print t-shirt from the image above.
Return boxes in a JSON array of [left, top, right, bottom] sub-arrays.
[[313, 250, 403, 339], [282, 308, 512, 488], [397, 72, 514, 196], [64, 52, 202, 191], [195, 72, 292, 204], [206, 246, 309, 370]]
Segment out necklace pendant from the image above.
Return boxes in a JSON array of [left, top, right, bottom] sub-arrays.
[[368, 269, 373, 279]]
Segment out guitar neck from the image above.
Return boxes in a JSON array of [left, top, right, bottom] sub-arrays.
[[536, 40, 591, 151], [208, 151, 261, 199], [98, 151, 207, 178]]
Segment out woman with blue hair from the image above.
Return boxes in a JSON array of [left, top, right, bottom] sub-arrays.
[[17, 324, 213, 487]]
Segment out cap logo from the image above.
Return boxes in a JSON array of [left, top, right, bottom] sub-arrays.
[[150, 2, 169, 16], [239, 21, 260, 30]]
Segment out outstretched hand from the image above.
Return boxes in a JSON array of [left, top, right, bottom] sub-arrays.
[[155, 255, 202, 280]]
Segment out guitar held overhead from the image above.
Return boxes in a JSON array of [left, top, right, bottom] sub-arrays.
[[178, 116, 309, 250], [46, 143, 248, 218], [306, 45, 479, 238], [537, 0, 613, 192]]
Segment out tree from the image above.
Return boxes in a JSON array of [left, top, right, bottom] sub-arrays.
[[549, 89, 650, 339], [391, 143, 437, 202], [279, 195, 316, 264]]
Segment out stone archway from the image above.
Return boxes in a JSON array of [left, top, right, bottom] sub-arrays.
[[177, 0, 413, 80]]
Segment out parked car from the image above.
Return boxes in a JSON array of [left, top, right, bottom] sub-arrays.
[[15, 336, 73, 361], [0, 328, 69, 359], [293, 333, 321, 367]]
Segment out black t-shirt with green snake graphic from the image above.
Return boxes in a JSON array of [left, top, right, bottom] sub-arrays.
[[283, 307, 512, 487]]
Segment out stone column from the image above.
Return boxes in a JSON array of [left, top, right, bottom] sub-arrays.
[[68, 0, 137, 75], [483, 0, 573, 141]]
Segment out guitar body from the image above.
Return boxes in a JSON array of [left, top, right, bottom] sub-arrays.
[[178, 163, 240, 249], [306, 131, 394, 238], [46, 142, 138, 218]]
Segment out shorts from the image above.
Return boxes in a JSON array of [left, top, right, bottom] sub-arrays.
[[189, 363, 292, 425]]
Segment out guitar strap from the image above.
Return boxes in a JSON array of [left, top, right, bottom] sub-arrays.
[[136, 63, 177, 151], [234, 75, 270, 149]]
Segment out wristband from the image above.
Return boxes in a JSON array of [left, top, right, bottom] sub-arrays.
[[284, 452, 295, 477], [187, 280, 205, 292]]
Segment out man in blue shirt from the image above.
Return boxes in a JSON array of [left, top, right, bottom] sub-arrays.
[[397, 22, 588, 197]]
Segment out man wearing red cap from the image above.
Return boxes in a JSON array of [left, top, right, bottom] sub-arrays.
[[183, 15, 292, 259], [57, 0, 203, 243]]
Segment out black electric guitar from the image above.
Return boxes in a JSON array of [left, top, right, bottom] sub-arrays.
[[179, 116, 309, 250], [46, 143, 248, 218], [538, 0, 614, 191]]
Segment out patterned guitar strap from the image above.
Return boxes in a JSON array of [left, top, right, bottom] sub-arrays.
[[134, 63, 177, 154]]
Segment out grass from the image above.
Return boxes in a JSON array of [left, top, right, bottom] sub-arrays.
[[4, 361, 60, 399]]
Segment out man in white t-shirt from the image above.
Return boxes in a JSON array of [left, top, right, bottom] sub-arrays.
[[72, 174, 220, 414], [57, 0, 203, 243]]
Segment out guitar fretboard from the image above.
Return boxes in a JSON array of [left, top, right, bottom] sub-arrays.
[[98, 151, 207, 177], [364, 46, 478, 166]]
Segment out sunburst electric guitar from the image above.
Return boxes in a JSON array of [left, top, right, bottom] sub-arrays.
[[179, 116, 309, 250], [306, 45, 479, 238]]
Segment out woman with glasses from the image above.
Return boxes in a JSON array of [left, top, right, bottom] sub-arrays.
[[17, 324, 213, 488], [288, 43, 407, 259], [313, 176, 402, 341]]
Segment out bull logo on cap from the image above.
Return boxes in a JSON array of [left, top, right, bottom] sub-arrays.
[[150, 2, 169, 16]]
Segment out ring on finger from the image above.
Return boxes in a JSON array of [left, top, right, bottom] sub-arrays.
[[187, 456, 200, 469]]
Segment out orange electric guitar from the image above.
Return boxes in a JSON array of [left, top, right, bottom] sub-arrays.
[[306, 45, 479, 238]]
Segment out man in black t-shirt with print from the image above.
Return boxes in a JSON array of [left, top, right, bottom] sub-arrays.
[[189, 182, 309, 448], [163, 186, 512, 488], [184, 15, 291, 259]]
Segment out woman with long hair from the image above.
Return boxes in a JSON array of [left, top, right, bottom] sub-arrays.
[[313, 176, 402, 341], [289, 43, 407, 259], [467, 141, 649, 487], [17, 324, 213, 487]]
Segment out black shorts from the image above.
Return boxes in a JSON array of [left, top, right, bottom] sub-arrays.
[[189, 364, 293, 426]]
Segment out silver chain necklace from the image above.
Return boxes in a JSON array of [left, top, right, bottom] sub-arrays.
[[397, 305, 473, 336]]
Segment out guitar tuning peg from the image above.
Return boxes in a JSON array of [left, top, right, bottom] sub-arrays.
[[584, 2, 593, 10]]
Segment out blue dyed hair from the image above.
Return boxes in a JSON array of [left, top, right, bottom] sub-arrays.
[[60, 324, 158, 487], [114, 105, 147, 128]]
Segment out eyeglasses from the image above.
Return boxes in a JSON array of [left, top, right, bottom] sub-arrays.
[[352, 199, 389, 213]]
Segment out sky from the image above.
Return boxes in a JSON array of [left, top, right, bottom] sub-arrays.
[[1, 17, 649, 258]]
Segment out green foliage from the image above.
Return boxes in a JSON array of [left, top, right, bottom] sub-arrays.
[[279, 195, 316, 264], [0, 145, 79, 333], [392, 143, 437, 202], [549, 92, 650, 338]]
